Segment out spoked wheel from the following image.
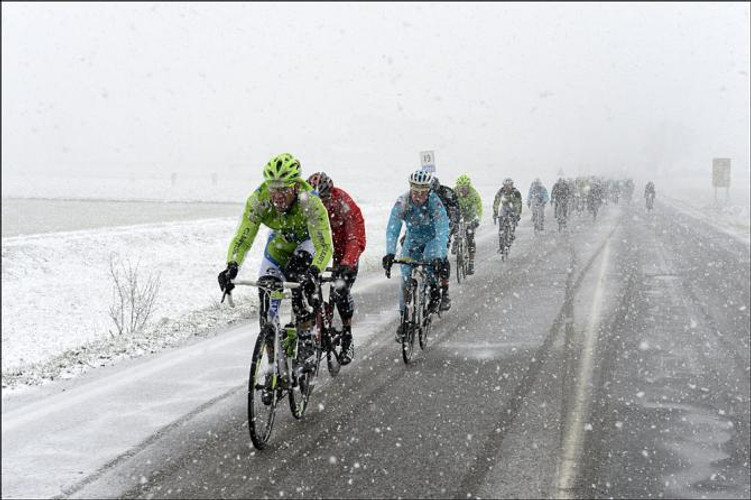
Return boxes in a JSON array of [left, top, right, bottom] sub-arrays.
[[289, 335, 320, 420], [248, 331, 276, 450], [558, 216, 566, 232], [419, 314, 432, 350], [461, 248, 468, 280], [401, 307, 416, 364], [456, 248, 463, 284]]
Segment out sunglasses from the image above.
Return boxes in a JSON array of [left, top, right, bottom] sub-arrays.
[[410, 185, 430, 194], [267, 183, 294, 194]]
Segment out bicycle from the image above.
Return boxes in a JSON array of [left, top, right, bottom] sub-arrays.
[[388, 258, 439, 364], [222, 277, 320, 450], [452, 219, 470, 283], [495, 199, 517, 261]]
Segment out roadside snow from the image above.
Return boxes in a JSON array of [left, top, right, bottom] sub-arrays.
[[1, 208, 387, 393]]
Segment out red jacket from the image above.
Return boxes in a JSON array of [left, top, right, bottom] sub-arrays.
[[322, 187, 366, 268]]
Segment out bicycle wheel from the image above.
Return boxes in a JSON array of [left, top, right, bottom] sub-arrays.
[[502, 221, 512, 260], [456, 244, 463, 284], [289, 332, 320, 420], [248, 330, 276, 450], [419, 311, 432, 350], [461, 244, 469, 280], [401, 292, 417, 364]]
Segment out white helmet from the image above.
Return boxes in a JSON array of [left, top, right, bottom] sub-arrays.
[[409, 169, 433, 188]]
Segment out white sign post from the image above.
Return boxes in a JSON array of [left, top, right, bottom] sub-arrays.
[[712, 158, 731, 203], [420, 150, 436, 173]]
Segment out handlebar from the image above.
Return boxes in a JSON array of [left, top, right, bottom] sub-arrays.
[[222, 268, 342, 307], [392, 258, 433, 267], [233, 280, 301, 289]]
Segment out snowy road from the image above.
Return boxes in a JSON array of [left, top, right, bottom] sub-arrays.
[[2, 201, 749, 499]]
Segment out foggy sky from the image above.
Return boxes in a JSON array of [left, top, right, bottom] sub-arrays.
[[2, 2, 749, 184]]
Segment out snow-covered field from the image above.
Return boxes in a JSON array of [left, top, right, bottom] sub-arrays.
[[2, 170, 748, 393]]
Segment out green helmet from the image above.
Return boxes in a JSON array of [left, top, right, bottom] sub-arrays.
[[263, 153, 301, 186], [456, 174, 472, 187]]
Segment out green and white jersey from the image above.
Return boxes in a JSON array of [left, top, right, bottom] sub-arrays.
[[226, 179, 333, 271], [456, 185, 483, 222]]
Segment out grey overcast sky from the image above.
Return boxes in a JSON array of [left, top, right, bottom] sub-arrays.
[[2, 2, 749, 182]]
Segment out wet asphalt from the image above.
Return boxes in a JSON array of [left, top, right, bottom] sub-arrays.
[[65, 200, 749, 499]]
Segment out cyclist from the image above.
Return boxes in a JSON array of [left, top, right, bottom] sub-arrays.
[[218, 153, 333, 383], [587, 176, 605, 218], [382, 170, 449, 342], [644, 181, 656, 209], [550, 177, 571, 225], [307, 172, 366, 365], [454, 174, 483, 275], [527, 178, 550, 231], [493, 177, 523, 236], [623, 178, 635, 204], [431, 176, 459, 311]]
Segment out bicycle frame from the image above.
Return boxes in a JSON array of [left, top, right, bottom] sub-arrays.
[[231, 279, 301, 389], [393, 258, 438, 363]]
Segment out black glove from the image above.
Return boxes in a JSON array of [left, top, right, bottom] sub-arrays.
[[334, 264, 356, 282], [430, 258, 444, 272], [218, 261, 239, 292], [382, 253, 395, 278]]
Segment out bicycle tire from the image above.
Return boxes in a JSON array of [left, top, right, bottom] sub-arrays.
[[401, 291, 417, 364], [462, 243, 468, 280], [248, 331, 276, 450], [289, 331, 320, 420], [419, 313, 432, 350], [456, 245, 463, 284]]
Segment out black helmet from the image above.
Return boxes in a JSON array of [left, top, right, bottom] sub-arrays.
[[308, 172, 334, 198]]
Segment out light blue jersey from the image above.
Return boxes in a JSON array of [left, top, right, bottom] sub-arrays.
[[386, 191, 449, 311], [386, 191, 449, 259], [527, 184, 550, 205]]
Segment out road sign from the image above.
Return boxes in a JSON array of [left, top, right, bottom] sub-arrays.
[[420, 151, 435, 173], [712, 158, 731, 188]]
